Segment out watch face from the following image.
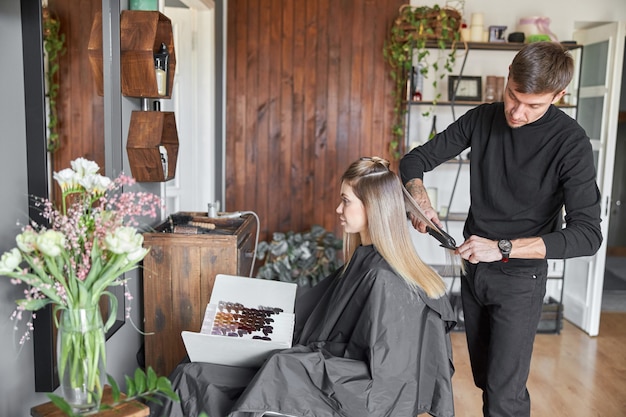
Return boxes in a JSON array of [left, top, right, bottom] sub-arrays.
[[498, 239, 512, 252]]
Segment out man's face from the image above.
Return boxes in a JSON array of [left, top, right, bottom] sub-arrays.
[[503, 77, 565, 128]]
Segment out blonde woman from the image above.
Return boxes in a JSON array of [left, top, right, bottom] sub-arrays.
[[339, 156, 451, 298], [153, 157, 457, 417], [231, 157, 456, 417]]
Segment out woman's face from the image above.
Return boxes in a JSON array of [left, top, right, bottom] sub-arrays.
[[336, 182, 369, 241]]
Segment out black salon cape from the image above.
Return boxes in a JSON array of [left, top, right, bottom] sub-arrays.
[[150, 245, 456, 417]]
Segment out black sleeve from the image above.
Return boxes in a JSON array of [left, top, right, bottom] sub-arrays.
[[399, 108, 475, 185], [542, 136, 603, 258]]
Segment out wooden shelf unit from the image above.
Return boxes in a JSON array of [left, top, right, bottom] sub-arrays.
[[88, 10, 176, 98], [88, 10, 180, 182], [126, 110, 179, 182]]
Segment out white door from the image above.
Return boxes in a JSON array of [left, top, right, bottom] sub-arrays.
[[162, 4, 216, 216], [563, 22, 625, 336]]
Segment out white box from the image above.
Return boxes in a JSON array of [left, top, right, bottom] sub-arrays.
[[182, 274, 298, 367]]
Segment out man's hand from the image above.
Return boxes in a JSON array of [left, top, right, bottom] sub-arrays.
[[405, 178, 441, 233], [456, 235, 502, 264], [456, 235, 546, 264], [408, 208, 440, 233]]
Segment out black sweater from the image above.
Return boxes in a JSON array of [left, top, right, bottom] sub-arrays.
[[400, 103, 602, 260]]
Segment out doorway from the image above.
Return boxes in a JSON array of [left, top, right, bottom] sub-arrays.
[[162, 3, 216, 215], [604, 45, 626, 311]]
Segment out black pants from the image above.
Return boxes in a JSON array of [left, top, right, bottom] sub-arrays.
[[461, 261, 548, 417]]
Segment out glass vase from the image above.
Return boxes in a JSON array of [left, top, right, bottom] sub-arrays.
[[56, 307, 106, 414]]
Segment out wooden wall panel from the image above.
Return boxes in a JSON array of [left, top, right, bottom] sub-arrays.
[[226, 0, 404, 241]]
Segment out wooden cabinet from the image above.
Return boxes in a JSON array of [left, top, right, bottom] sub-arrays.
[[142, 213, 257, 376]]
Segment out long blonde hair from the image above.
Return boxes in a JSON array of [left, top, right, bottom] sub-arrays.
[[341, 157, 448, 298]]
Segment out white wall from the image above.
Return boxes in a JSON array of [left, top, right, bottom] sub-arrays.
[[0, 1, 54, 414]]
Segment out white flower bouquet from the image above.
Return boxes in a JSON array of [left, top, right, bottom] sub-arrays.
[[0, 158, 163, 412]]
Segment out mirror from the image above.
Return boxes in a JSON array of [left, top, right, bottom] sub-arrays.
[[21, 0, 125, 392], [21, 0, 56, 392]]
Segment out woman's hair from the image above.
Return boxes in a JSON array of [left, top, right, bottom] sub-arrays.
[[509, 41, 574, 95], [341, 157, 447, 298]]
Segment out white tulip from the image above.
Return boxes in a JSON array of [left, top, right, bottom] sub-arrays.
[[71, 157, 100, 178], [105, 227, 144, 255], [79, 174, 112, 195], [16, 229, 38, 253], [36, 230, 66, 258], [53, 168, 79, 191], [0, 248, 22, 274]]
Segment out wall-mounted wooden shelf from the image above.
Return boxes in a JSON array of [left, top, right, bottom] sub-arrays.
[[88, 10, 176, 98], [126, 110, 179, 182]]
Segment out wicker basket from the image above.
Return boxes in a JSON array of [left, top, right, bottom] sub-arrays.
[[394, 5, 461, 42]]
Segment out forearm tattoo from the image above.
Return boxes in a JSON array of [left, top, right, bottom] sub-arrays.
[[405, 179, 432, 209]]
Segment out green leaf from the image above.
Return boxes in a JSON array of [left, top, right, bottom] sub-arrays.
[[47, 394, 78, 417], [100, 291, 118, 332], [16, 297, 51, 311], [157, 376, 180, 401], [147, 366, 158, 390], [143, 396, 164, 405], [99, 404, 115, 411], [134, 367, 147, 393], [107, 374, 121, 403], [125, 375, 136, 398]]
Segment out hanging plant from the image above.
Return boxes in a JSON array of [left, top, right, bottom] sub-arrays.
[[42, 6, 66, 152], [383, 4, 462, 159]]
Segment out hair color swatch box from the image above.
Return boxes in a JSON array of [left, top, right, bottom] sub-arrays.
[[182, 274, 297, 367]]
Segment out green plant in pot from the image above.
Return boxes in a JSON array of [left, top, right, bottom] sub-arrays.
[[383, 4, 462, 159], [256, 225, 343, 288]]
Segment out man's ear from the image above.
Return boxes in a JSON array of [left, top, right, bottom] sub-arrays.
[[552, 89, 566, 104]]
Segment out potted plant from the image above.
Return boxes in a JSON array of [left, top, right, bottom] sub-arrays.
[[383, 4, 462, 159], [256, 225, 343, 288]]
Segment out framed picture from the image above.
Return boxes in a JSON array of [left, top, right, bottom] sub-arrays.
[[448, 75, 482, 101]]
